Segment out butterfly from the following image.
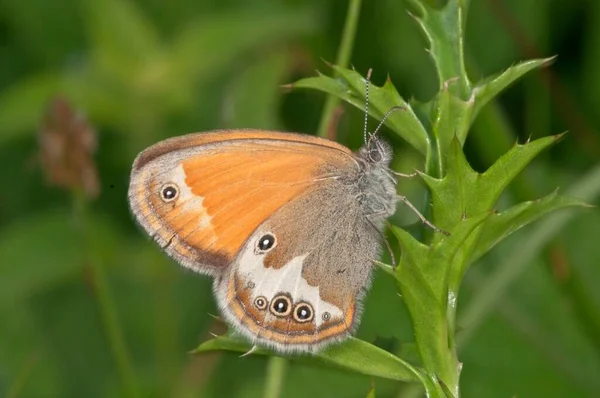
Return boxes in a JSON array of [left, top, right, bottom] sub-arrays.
[[128, 70, 443, 354]]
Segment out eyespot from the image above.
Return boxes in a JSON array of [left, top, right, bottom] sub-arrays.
[[369, 148, 383, 162], [254, 296, 267, 310], [293, 302, 314, 323], [256, 233, 276, 253], [160, 184, 179, 202], [322, 312, 331, 322], [269, 294, 292, 317]]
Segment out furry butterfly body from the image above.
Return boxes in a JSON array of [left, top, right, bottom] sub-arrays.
[[128, 129, 398, 353]]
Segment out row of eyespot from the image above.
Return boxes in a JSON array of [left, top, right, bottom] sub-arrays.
[[254, 294, 331, 323]]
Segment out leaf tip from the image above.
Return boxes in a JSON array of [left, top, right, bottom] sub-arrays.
[[319, 57, 333, 68], [417, 169, 441, 187], [554, 131, 568, 142], [442, 76, 460, 91], [542, 55, 558, 67]]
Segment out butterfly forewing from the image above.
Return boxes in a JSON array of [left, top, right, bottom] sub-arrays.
[[128, 130, 357, 277]]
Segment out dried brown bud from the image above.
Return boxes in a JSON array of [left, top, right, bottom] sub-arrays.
[[38, 97, 100, 199]]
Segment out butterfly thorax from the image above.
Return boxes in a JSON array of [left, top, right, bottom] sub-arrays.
[[354, 138, 397, 230]]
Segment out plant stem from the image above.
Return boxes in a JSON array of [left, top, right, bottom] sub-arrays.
[[263, 356, 288, 398], [316, 0, 362, 138], [396, 270, 460, 397], [412, 304, 460, 397], [72, 192, 139, 398]]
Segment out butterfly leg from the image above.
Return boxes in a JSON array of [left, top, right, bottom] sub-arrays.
[[390, 170, 418, 178], [365, 216, 397, 267], [239, 345, 259, 357], [381, 233, 397, 267], [396, 195, 450, 236]]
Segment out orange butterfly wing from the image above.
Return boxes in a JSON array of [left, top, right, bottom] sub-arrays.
[[128, 129, 358, 275]]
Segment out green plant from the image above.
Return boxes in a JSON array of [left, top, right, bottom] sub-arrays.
[[195, 0, 588, 397]]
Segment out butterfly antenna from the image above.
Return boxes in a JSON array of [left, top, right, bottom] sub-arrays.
[[363, 68, 373, 146], [372, 105, 405, 138]]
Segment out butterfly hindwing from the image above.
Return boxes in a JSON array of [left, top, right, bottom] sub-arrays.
[[215, 179, 382, 352]]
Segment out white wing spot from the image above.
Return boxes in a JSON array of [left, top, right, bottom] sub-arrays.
[[237, 239, 342, 327], [169, 165, 214, 234]]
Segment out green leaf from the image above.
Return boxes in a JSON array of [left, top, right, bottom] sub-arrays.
[[472, 57, 555, 119], [290, 66, 430, 155], [405, 0, 470, 99], [430, 80, 474, 168], [390, 212, 487, 393], [423, 135, 562, 232], [194, 335, 423, 383], [397, 342, 423, 367], [420, 137, 479, 231], [471, 190, 591, 263], [427, 213, 490, 292], [391, 211, 487, 298], [404, 0, 474, 173], [458, 162, 600, 347], [479, 135, 563, 208], [439, 378, 457, 398], [421, 134, 565, 290]]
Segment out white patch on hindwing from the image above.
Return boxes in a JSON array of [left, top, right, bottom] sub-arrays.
[[235, 234, 343, 327]]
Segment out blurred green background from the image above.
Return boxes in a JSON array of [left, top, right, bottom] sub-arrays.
[[1, 0, 599, 397]]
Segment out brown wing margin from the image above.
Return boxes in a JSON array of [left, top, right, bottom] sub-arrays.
[[132, 129, 353, 171]]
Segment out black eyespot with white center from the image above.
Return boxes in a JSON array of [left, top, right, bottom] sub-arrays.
[[322, 312, 331, 322], [293, 302, 314, 323], [160, 183, 179, 202], [269, 294, 292, 317], [255, 233, 276, 253], [254, 296, 267, 310]]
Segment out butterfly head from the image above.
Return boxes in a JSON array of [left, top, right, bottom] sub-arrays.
[[361, 136, 393, 166]]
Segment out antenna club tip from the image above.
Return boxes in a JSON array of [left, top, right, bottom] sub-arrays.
[[366, 68, 373, 80]]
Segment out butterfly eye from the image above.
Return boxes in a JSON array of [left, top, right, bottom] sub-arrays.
[[293, 302, 314, 323], [254, 296, 268, 310], [269, 294, 292, 317], [160, 184, 179, 202], [256, 233, 276, 253], [369, 148, 382, 162]]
